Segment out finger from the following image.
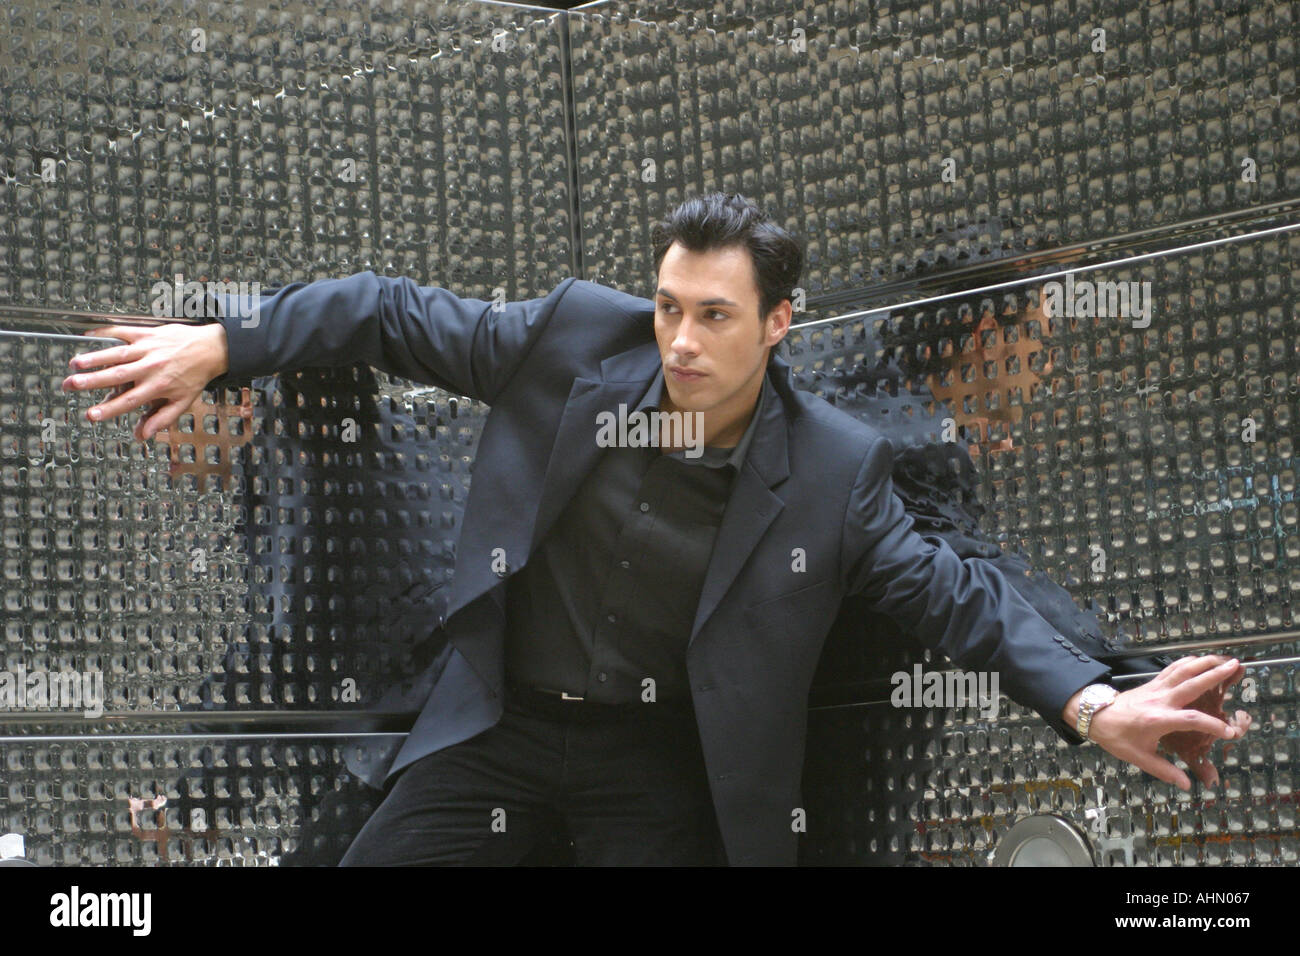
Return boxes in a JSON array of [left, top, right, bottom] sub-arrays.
[[1151, 654, 1227, 687], [1223, 710, 1253, 756], [133, 404, 157, 442], [83, 385, 161, 425], [1184, 752, 1220, 788], [1169, 658, 1240, 706], [1217, 660, 1247, 691], [1127, 748, 1193, 791], [82, 325, 154, 343], [63, 361, 142, 395], [1165, 738, 1219, 787], [135, 401, 183, 442], [1154, 708, 1241, 740], [68, 343, 144, 374]]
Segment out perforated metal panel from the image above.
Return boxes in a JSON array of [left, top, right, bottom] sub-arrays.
[[569, 0, 1298, 306], [0, 0, 569, 865], [1, 0, 1298, 866], [797, 229, 1300, 865]]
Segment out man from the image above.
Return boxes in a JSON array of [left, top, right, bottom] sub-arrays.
[[63, 192, 1250, 865]]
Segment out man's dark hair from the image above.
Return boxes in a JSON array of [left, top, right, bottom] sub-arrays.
[[650, 192, 804, 324]]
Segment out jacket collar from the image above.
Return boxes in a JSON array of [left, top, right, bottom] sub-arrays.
[[597, 340, 791, 489]]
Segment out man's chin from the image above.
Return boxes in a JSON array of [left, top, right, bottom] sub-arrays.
[[663, 391, 709, 415]]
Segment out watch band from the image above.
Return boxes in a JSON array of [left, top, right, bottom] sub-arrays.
[[1077, 699, 1101, 740], [1076, 684, 1118, 740]]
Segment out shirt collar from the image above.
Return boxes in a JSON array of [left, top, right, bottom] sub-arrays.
[[636, 365, 769, 471]]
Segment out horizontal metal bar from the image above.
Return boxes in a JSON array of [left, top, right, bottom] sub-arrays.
[[1110, 654, 1300, 683], [807, 632, 1298, 704], [1107, 631, 1300, 658], [0, 329, 128, 345], [801, 198, 1300, 317], [0, 306, 182, 327], [793, 218, 1300, 331], [0, 732, 407, 743], [0, 710, 417, 725], [807, 655, 1299, 709], [2, 653, 1289, 729]]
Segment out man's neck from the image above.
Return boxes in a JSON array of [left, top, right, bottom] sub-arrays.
[[658, 372, 763, 451]]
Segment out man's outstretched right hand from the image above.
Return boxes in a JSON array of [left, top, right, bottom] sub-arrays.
[[61, 322, 230, 442]]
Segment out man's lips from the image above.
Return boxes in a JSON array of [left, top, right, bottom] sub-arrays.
[[669, 366, 706, 380]]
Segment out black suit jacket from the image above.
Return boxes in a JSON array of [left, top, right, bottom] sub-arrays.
[[211, 271, 1154, 865]]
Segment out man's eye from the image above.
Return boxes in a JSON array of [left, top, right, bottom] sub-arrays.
[[658, 304, 726, 320]]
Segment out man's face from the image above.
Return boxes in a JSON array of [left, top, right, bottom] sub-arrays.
[[653, 242, 790, 420]]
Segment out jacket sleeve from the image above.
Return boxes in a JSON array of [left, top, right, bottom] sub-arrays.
[[204, 271, 577, 404], [840, 434, 1111, 744]]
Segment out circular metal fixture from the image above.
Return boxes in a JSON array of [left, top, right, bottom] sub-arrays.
[[991, 813, 1095, 867]]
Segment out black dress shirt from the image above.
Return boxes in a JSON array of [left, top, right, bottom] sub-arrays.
[[504, 366, 771, 704]]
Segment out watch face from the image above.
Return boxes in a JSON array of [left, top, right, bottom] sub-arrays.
[[1083, 684, 1118, 706]]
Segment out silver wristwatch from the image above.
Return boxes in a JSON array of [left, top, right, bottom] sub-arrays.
[[1075, 683, 1119, 741]]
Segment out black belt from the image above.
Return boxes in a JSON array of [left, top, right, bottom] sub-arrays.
[[506, 681, 693, 723]]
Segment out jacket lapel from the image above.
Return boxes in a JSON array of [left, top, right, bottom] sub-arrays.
[[527, 369, 647, 555], [688, 362, 791, 645], [443, 345, 655, 627]]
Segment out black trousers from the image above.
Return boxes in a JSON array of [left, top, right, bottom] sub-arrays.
[[339, 691, 727, 865]]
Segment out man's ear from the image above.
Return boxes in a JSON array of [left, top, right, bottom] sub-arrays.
[[763, 300, 792, 348]]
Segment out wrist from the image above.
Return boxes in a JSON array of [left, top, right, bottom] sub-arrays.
[[1072, 683, 1120, 741], [203, 321, 230, 381], [1061, 689, 1085, 730]]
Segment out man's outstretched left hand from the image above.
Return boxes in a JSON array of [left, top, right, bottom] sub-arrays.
[[1062, 655, 1253, 791]]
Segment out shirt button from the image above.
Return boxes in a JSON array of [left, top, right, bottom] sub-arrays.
[[639, 502, 650, 512], [607, 613, 616, 623], [619, 560, 630, 569], [597, 672, 608, 682]]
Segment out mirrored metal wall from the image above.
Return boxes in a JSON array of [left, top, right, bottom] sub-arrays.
[[1, 0, 1297, 865]]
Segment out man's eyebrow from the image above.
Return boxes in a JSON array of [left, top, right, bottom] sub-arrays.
[[656, 287, 741, 308]]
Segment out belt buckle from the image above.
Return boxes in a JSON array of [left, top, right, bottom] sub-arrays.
[[529, 686, 584, 702]]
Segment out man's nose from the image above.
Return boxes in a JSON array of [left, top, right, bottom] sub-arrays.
[[672, 314, 701, 354]]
